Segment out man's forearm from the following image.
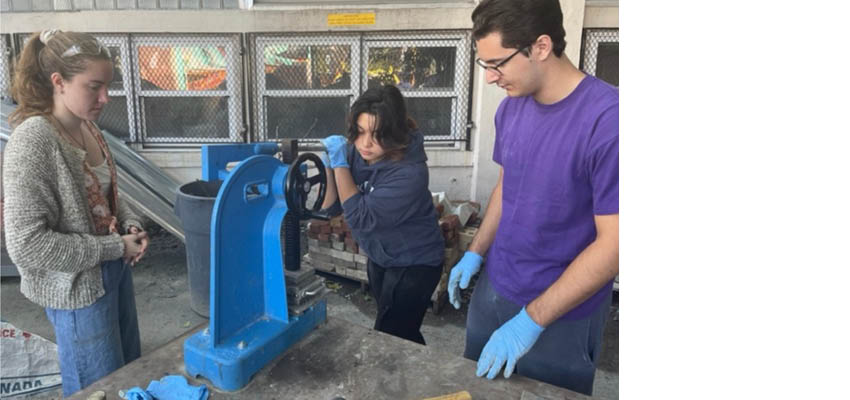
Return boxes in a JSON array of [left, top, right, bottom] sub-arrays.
[[468, 169, 503, 256], [527, 214, 619, 327]]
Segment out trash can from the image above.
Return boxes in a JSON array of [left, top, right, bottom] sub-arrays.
[[174, 180, 223, 318]]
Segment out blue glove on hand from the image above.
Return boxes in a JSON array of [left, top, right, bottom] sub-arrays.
[[476, 307, 544, 380], [318, 151, 331, 169], [321, 135, 349, 168], [448, 251, 484, 309]]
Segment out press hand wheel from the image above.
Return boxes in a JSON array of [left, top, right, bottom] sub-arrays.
[[285, 153, 329, 220]]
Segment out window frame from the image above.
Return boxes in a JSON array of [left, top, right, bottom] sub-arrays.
[[131, 34, 244, 145], [93, 34, 137, 142], [253, 34, 362, 142], [362, 31, 471, 142], [580, 28, 619, 86]]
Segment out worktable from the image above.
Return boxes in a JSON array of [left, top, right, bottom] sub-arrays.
[[68, 317, 590, 400]]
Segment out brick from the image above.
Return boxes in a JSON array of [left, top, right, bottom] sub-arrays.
[[319, 225, 331, 234], [332, 226, 345, 235], [330, 248, 354, 262], [307, 230, 319, 239], [308, 238, 319, 248], [344, 243, 359, 254], [310, 245, 333, 257], [355, 261, 367, 271], [458, 227, 476, 253], [180, 0, 199, 8], [346, 268, 368, 283], [310, 252, 335, 265], [332, 241, 345, 251], [32, 0, 52, 10], [311, 219, 330, 227], [309, 222, 321, 233], [317, 233, 330, 242], [353, 253, 368, 264], [439, 214, 460, 231], [329, 233, 342, 242]]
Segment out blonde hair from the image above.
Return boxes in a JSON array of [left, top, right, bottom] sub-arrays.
[[9, 30, 112, 127]]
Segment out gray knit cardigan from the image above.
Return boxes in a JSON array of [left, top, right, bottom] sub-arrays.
[[3, 116, 142, 310]]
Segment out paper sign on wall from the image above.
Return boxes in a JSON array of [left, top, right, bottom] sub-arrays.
[[328, 12, 376, 27]]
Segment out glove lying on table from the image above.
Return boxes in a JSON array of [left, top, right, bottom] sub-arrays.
[[122, 375, 208, 400], [476, 307, 545, 380]]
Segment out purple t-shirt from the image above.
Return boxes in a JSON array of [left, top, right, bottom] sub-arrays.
[[488, 75, 618, 320]]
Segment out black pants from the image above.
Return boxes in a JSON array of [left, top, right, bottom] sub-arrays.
[[367, 260, 442, 345]]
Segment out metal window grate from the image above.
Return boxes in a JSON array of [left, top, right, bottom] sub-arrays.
[[253, 34, 361, 142], [363, 32, 471, 141], [131, 34, 243, 144], [581, 29, 619, 87], [253, 31, 472, 143], [94, 35, 136, 142], [1, 35, 10, 101]]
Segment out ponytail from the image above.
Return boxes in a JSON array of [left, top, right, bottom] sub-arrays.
[[9, 32, 53, 127], [8, 30, 111, 127]]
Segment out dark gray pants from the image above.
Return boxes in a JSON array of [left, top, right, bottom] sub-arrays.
[[367, 260, 442, 345], [463, 269, 611, 395]]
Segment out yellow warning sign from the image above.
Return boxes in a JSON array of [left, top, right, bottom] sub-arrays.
[[328, 12, 376, 27]]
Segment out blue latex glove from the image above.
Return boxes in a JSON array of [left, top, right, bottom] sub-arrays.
[[146, 375, 209, 400], [476, 307, 545, 380], [448, 251, 483, 309], [321, 135, 349, 168], [318, 151, 331, 169], [122, 387, 152, 400]]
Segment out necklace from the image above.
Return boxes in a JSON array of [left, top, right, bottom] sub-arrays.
[[51, 115, 87, 150]]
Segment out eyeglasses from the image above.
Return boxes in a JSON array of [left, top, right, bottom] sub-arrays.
[[475, 46, 529, 75]]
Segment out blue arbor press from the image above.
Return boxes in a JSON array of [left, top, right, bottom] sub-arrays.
[[183, 142, 330, 391]]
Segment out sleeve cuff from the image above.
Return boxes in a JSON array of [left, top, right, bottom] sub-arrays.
[[98, 232, 125, 261]]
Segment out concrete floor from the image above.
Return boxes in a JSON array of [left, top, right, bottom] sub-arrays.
[[0, 228, 618, 399]]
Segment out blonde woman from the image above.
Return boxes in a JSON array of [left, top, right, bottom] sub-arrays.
[[3, 30, 149, 397]]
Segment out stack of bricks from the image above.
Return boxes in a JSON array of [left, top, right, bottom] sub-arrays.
[[301, 201, 481, 314], [430, 203, 480, 313], [304, 216, 369, 283]]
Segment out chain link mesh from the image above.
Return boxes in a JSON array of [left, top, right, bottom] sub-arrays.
[[1, 35, 11, 101], [132, 35, 243, 144], [94, 35, 136, 142], [254, 34, 361, 142], [254, 31, 471, 142], [581, 28, 619, 87], [364, 32, 471, 141]]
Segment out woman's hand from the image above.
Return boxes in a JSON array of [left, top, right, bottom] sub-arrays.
[[122, 226, 149, 265]]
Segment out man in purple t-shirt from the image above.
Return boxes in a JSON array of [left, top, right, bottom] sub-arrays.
[[447, 0, 619, 395]]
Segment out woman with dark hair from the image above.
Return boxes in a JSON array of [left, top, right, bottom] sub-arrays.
[[3, 30, 148, 397], [321, 84, 444, 345]]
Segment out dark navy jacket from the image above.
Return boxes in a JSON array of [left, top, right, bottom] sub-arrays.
[[337, 130, 444, 268]]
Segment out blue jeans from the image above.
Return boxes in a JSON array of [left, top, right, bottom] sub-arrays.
[[464, 269, 611, 395], [45, 259, 141, 397]]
